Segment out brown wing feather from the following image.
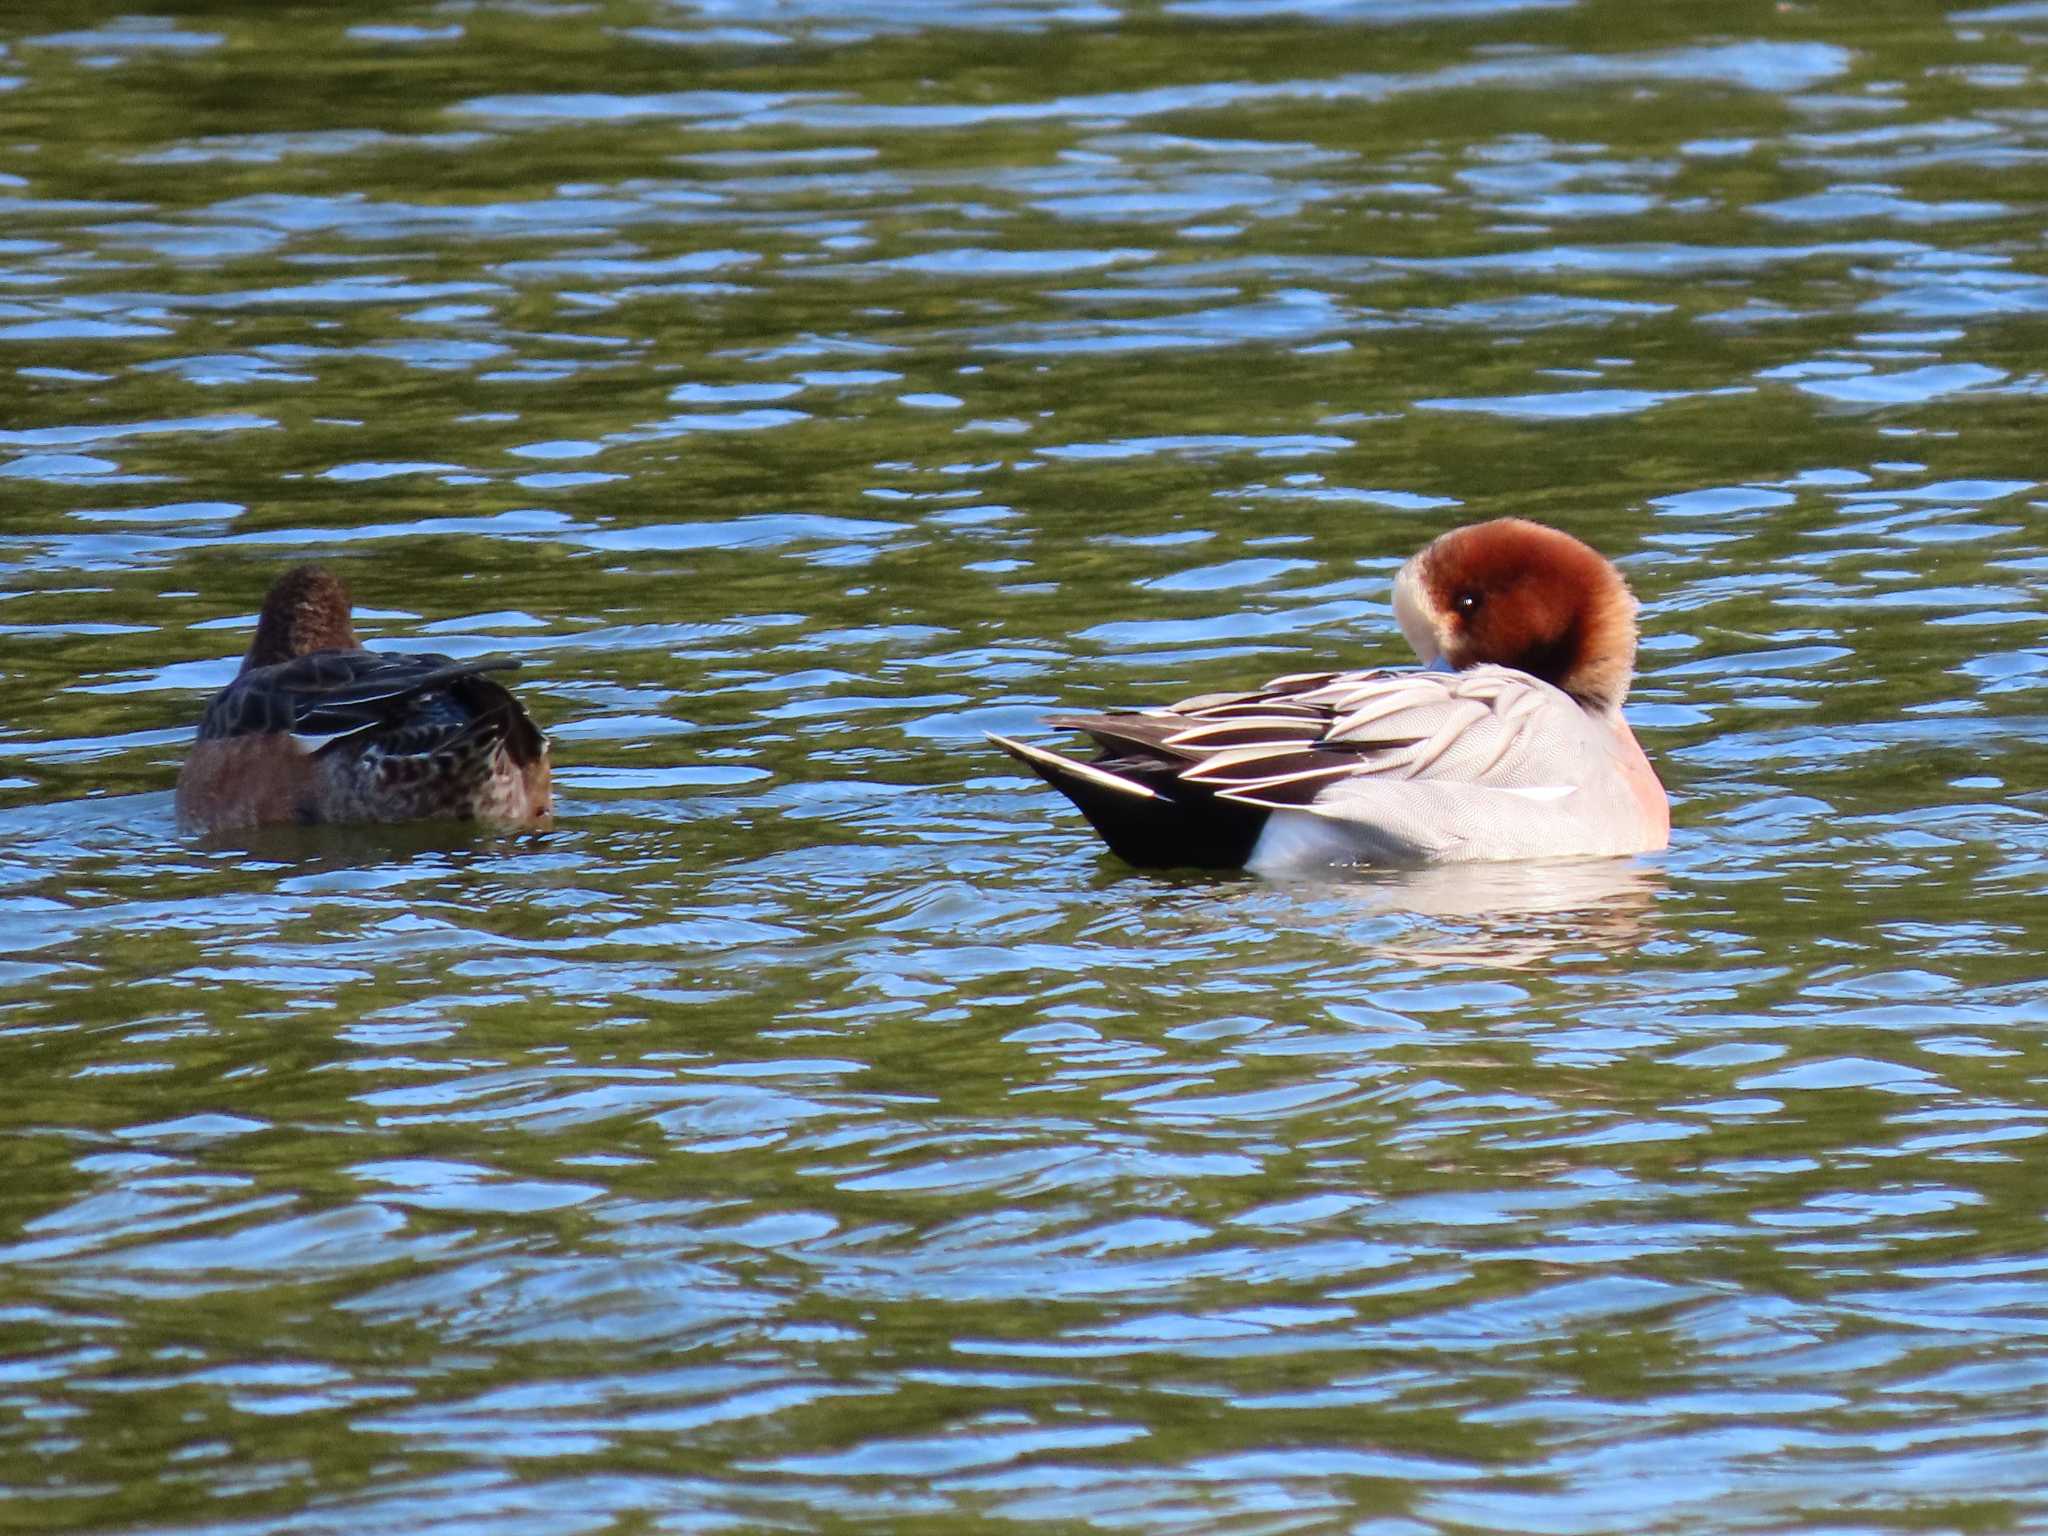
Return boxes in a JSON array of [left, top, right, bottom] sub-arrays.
[[1161, 718, 1328, 751], [994, 669, 1430, 867], [996, 662, 1588, 862], [1044, 712, 1193, 762], [1006, 668, 1503, 812]]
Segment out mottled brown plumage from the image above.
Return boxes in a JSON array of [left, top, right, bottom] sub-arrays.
[[175, 565, 552, 835]]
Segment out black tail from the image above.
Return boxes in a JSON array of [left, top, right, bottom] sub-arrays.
[[987, 733, 1266, 870]]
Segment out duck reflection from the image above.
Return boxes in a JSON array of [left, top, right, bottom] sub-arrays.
[[1249, 856, 1665, 968]]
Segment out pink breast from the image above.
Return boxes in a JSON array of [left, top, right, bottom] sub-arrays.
[[1609, 716, 1670, 848]]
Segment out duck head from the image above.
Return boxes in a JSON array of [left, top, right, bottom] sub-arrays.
[[1392, 518, 1639, 713], [243, 564, 359, 672]]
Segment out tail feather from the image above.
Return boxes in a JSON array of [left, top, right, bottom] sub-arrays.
[[448, 669, 548, 768], [987, 732, 1266, 870]]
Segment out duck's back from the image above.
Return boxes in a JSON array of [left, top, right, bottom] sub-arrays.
[[1243, 666, 1666, 871], [176, 648, 551, 833]]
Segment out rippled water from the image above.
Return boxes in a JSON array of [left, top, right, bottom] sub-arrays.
[[4, 2, 2048, 1531]]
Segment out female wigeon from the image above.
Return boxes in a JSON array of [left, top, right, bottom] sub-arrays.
[[988, 518, 1669, 871], [175, 564, 553, 835]]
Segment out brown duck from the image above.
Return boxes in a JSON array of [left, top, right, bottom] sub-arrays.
[[175, 564, 552, 834]]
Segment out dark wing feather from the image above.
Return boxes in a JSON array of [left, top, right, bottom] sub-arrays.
[[1182, 746, 1390, 788], [1045, 712, 1192, 762], [198, 649, 543, 766]]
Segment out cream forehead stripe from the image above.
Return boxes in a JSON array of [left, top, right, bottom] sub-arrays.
[[1391, 555, 1441, 663]]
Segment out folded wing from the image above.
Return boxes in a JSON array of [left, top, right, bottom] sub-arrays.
[[990, 665, 1602, 868], [199, 650, 545, 768]]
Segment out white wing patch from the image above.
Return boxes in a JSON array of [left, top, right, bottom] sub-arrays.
[[290, 730, 360, 755]]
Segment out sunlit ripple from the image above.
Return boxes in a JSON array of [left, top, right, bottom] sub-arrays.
[[1, 0, 2047, 1531]]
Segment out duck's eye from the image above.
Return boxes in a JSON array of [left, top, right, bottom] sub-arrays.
[[1454, 591, 1482, 616]]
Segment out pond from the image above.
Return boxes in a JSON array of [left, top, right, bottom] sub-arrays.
[[2, 1, 2046, 1531]]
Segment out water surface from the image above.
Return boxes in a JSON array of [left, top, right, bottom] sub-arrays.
[[3, 2, 2047, 1531]]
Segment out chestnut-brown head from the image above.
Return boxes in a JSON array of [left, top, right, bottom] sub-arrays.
[[1392, 518, 1639, 712], [242, 564, 359, 672]]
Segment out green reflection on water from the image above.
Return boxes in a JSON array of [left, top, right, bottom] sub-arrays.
[[2, 0, 2047, 1531]]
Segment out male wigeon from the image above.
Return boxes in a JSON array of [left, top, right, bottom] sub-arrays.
[[988, 518, 1669, 872], [175, 564, 552, 834]]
